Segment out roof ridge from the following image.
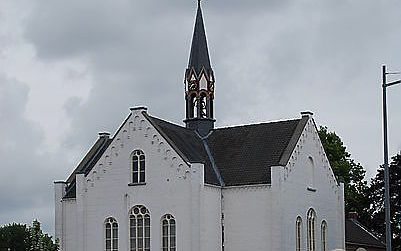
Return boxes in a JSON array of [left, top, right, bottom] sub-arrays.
[[147, 115, 197, 133], [350, 219, 385, 244], [214, 118, 301, 131], [201, 137, 225, 186]]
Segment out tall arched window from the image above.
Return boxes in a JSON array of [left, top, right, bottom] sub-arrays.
[[161, 214, 176, 251], [132, 150, 145, 183], [199, 93, 207, 118], [296, 216, 302, 251], [307, 209, 316, 251], [105, 217, 118, 251], [130, 205, 150, 251], [308, 156, 315, 188], [321, 221, 327, 251]]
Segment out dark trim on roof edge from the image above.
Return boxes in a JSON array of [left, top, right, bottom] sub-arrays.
[[142, 112, 191, 166], [201, 136, 225, 186], [345, 242, 386, 248], [80, 139, 110, 177], [279, 116, 309, 166], [112, 113, 132, 141]]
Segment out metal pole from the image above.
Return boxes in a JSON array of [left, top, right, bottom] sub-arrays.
[[382, 64, 392, 251]]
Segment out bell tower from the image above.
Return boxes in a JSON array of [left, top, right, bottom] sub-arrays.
[[184, 0, 215, 136]]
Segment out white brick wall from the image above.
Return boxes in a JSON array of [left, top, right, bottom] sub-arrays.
[[55, 111, 345, 251]]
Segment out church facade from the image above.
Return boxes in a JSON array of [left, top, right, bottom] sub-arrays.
[[54, 2, 345, 251]]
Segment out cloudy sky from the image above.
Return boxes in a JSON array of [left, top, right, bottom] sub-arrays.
[[1, 0, 401, 234]]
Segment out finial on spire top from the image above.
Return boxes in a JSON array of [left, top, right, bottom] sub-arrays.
[[198, 0, 201, 7]]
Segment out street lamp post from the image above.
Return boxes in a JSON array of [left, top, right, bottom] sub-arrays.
[[382, 65, 401, 251]]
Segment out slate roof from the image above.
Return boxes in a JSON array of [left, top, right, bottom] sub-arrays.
[[147, 114, 308, 186], [206, 119, 305, 186], [345, 218, 386, 249], [64, 135, 112, 199], [145, 115, 220, 185], [188, 0, 212, 75], [63, 113, 308, 198]]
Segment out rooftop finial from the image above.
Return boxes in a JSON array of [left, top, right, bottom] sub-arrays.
[[198, 0, 201, 7]]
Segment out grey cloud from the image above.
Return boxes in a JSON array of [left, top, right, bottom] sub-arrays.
[[0, 75, 66, 233], [10, 0, 401, 233]]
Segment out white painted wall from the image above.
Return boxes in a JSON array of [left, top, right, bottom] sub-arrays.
[[54, 181, 66, 245], [223, 185, 271, 251], [55, 111, 345, 251], [271, 116, 345, 251], [62, 199, 77, 251], [202, 185, 222, 251], [58, 108, 206, 251]]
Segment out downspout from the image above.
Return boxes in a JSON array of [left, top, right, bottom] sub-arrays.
[[201, 135, 225, 251]]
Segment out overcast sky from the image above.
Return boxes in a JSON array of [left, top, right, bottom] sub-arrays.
[[1, 0, 400, 235]]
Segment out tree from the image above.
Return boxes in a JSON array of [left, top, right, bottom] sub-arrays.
[[0, 223, 30, 251], [318, 126, 371, 225], [369, 152, 401, 250], [0, 220, 58, 251]]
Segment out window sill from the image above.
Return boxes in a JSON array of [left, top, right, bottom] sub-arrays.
[[307, 186, 317, 192], [128, 182, 146, 186]]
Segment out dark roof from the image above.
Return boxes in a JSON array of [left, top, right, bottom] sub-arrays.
[[147, 114, 307, 186], [63, 113, 308, 198], [145, 114, 220, 185], [207, 119, 303, 186], [345, 219, 386, 248], [63, 135, 112, 199], [188, 1, 212, 75]]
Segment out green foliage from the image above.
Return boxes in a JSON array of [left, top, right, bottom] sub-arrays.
[[318, 126, 371, 225], [369, 153, 401, 250], [0, 220, 58, 251], [0, 223, 30, 251]]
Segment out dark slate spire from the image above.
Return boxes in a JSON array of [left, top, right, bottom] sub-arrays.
[[184, 0, 216, 136], [188, 0, 212, 75]]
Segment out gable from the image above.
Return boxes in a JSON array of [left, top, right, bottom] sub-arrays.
[[346, 219, 385, 248], [207, 119, 305, 186], [146, 114, 309, 186], [63, 109, 310, 198]]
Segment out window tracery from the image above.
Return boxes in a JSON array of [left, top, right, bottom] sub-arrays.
[[161, 214, 176, 251], [132, 150, 145, 184], [130, 205, 151, 251], [105, 217, 118, 251]]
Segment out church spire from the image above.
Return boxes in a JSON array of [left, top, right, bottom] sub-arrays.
[[188, 0, 212, 76], [184, 0, 215, 136]]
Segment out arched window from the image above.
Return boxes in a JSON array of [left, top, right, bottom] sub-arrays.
[[307, 209, 316, 251], [130, 205, 150, 251], [132, 150, 145, 184], [161, 214, 176, 251], [308, 156, 315, 188], [105, 217, 118, 251], [321, 221, 327, 251], [199, 93, 207, 118], [296, 216, 302, 251]]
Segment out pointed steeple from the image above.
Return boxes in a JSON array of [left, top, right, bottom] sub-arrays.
[[188, 0, 212, 75], [184, 0, 216, 136]]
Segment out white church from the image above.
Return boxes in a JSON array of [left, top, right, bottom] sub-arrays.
[[54, 1, 346, 250]]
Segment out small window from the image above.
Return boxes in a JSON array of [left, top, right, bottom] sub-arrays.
[[161, 214, 176, 251], [105, 217, 118, 251], [321, 221, 327, 251], [130, 205, 150, 251], [132, 150, 145, 184], [307, 209, 316, 251], [296, 216, 302, 251]]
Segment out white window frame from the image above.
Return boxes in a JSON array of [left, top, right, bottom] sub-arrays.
[[161, 214, 176, 251], [307, 208, 316, 251], [104, 217, 118, 251], [296, 216, 302, 251], [131, 150, 145, 184], [130, 205, 151, 251], [321, 220, 327, 251]]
